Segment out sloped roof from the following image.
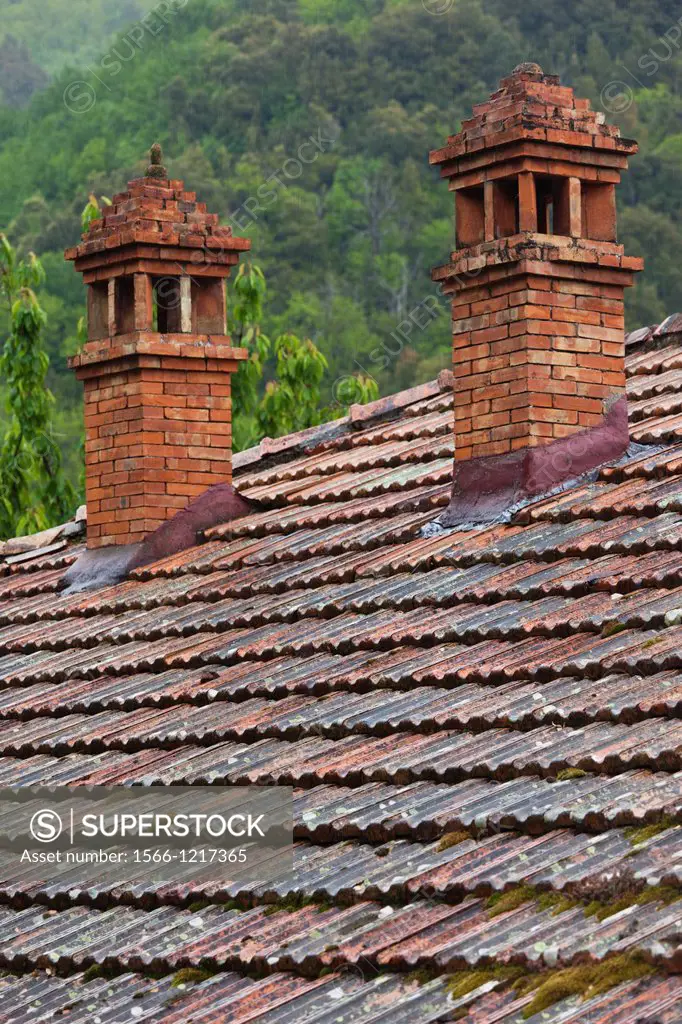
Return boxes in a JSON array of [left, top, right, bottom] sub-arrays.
[[1, 328, 682, 1021]]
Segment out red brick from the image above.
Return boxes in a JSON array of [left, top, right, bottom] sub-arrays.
[[526, 319, 577, 337], [576, 296, 622, 313], [470, 295, 508, 315], [555, 337, 601, 354], [470, 324, 509, 345], [551, 308, 600, 326], [577, 323, 623, 343], [553, 395, 603, 414]]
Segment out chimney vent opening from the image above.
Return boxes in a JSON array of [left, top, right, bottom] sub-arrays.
[[152, 276, 182, 333]]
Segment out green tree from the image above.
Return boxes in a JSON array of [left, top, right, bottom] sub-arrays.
[[229, 261, 378, 448], [0, 234, 77, 538], [81, 193, 112, 232], [257, 331, 330, 438], [3, 0, 679, 477], [230, 261, 274, 450], [0, 34, 48, 108]]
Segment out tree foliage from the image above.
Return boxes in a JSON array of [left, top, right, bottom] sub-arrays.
[[81, 193, 111, 232], [229, 261, 378, 449], [230, 261, 270, 450], [1, 0, 681, 483], [0, 234, 76, 538], [0, 0, 149, 76], [0, 35, 48, 108]]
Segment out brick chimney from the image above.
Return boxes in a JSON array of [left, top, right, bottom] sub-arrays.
[[430, 63, 643, 524], [65, 145, 249, 549]]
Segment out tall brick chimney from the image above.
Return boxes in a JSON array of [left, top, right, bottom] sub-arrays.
[[65, 145, 249, 549], [431, 63, 643, 524]]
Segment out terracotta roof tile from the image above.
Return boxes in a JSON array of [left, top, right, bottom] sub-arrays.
[[0, 896, 679, 980], [2, 338, 682, 1017]]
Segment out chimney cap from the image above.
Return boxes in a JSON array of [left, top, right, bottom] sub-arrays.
[[64, 146, 252, 266], [429, 62, 638, 170], [146, 142, 167, 179]]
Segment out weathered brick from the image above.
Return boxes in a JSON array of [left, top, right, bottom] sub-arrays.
[[470, 295, 508, 315], [577, 323, 623, 342], [435, 114, 638, 458], [551, 307, 601, 326], [68, 162, 250, 548]]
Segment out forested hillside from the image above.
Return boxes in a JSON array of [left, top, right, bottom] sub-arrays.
[[2, 0, 682, 482], [0, 0, 148, 87]]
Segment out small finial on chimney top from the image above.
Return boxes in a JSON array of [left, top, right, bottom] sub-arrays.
[[146, 142, 167, 179], [512, 61, 543, 75]]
